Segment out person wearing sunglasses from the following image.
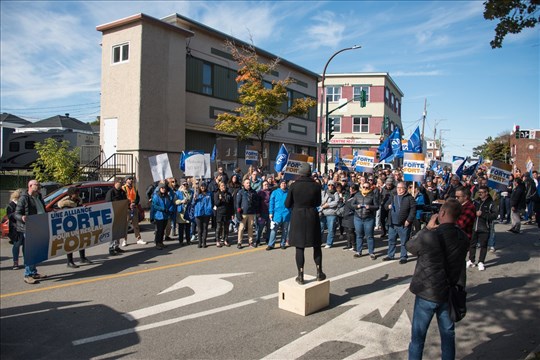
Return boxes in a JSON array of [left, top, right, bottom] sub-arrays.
[[351, 182, 380, 260]]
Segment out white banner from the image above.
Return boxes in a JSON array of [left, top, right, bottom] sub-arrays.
[[149, 153, 173, 181]]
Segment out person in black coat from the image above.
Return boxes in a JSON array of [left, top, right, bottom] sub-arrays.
[[509, 177, 526, 233], [406, 199, 469, 360], [214, 181, 234, 247], [285, 163, 325, 284], [341, 184, 359, 251]]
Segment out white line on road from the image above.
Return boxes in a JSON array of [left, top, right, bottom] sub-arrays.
[[72, 260, 398, 345]]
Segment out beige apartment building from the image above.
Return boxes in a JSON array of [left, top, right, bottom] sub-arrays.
[[97, 13, 319, 191], [319, 73, 404, 168]]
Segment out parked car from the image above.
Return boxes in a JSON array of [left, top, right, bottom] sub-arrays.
[[1, 215, 8, 238], [44, 181, 115, 211]]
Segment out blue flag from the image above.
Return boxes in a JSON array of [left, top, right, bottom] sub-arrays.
[[210, 144, 217, 162], [180, 150, 204, 171], [390, 127, 403, 159], [378, 136, 392, 162], [407, 126, 422, 153], [334, 150, 340, 167], [351, 150, 358, 167], [455, 157, 469, 179], [274, 144, 289, 173]]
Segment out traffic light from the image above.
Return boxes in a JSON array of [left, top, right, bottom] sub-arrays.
[[321, 142, 328, 154], [360, 90, 367, 108], [327, 117, 335, 141], [515, 125, 520, 139]]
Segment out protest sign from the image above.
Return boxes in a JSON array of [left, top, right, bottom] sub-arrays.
[[245, 147, 259, 165], [487, 160, 513, 191], [354, 150, 375, 173], [24, 201, 128, 265], [283, 153, 314, 181], [403, 153, 426, 182], [149, 153, 173, 181]]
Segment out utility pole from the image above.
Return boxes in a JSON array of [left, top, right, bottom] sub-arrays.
[[421, 98, 427, 140]]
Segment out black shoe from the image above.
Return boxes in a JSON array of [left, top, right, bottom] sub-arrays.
[[266, 246, 273, 251], [382, 256, 394, 261], [109, 249, 118, 256], [370, 254, 377, 260], [353, 252, 362, 258], [295, 275, 304, 285], [399, 259, 408, 264], [165, 236, 172, 241], [280, 245, 286, 249], [317, 271, 326, 281], [380, 234, 388, 239], [253, 243, 259, 248], [67, 262, 79, 269], [80, 258, 93, 264], [115, 247, 125, 253], [237, 243, 242, 249]]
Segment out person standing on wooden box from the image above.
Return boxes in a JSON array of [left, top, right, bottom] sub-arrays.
[[285, 162, 325, 284]]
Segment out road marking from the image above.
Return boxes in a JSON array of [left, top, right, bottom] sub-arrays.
[[72, 260, 401, 345], [124, 273, 251, 320], [262, 282, 411, 359], [0, 248, 262, 299]]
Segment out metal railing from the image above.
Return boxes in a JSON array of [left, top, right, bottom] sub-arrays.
[[79, 151, 134, 181]]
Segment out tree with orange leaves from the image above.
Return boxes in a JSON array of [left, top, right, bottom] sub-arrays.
[[215, 40, 316, 166]]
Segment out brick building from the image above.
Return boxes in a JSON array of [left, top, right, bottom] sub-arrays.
[[510, 128, 539, 172]]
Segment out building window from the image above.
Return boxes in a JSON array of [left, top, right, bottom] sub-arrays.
[[202, 62, 213, 95], [329, 116, 341, 133], [25, 141, 35, 150], [287, 89, 293, 109], [326, 86, 341, 102], [353, 86, 370, 102], [352, 116, 369, 133], [112, 43, 129, 64], [385, 87, 390, 105], [9, 142, 19, 152], [390, 93, 395, 110]]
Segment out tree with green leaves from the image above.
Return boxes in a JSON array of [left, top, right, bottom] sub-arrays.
[[484, 0, 539, 48], [472, 133, 511, 162], [32, 138, 81, 184], [215, 40, 316, 165]]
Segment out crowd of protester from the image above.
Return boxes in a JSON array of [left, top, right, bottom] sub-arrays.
[[6, 163, 540, 285]]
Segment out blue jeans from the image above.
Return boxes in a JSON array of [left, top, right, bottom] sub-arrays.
[[320, 215, 337, 246], [525, 200, 534, 221], [19, 233, 37, 277], [487, 222, 496, 248], [387, 224, 411, 259], [256, 214, 270, 244], [268, 221, 289, 247], [354, 216, 375, 254], [409, 296, 455, 360]]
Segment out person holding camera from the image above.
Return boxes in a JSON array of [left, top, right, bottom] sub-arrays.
[[406, 199, 469, 360]]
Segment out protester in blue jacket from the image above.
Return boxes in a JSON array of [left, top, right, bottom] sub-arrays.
[[267, 179, 291, 250], [193, 182, 213, 248], [152, 183, 174, 250]]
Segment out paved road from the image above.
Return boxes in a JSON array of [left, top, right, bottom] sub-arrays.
[[1, 221, 539, 360]]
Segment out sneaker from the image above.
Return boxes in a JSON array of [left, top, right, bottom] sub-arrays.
[[115, 247, 125, 253], [382, 257, 394, 261], [324, 244, 332, 249], [370, 254, 377, 260], [280, 245, 286, 250], [349, 247, 355, 251], [121, 240, 127, 247], [399, 259, 408, 264], [489, 247, 496, 253], [237, 243, 242, 249], [342, 246, 352, 251], [32, 273, 47, 279], [266, 246, 273, 251], [24, 276, 38, 284], [109, 248, 118, 256], [478, 262, 485, 271], [80, 258, 93, 264], [137, 239, 147, 245], [466, 260, 476, 268], [353, 252, 362, 258], [12, 261, 19, 270]]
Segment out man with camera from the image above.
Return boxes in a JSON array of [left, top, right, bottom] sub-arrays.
[[406, 199, 469, 360]]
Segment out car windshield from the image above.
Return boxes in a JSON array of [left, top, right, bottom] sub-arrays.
[[44, 187, 68, 205]]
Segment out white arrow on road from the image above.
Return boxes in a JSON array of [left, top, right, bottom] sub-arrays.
[[262, 282, 411, 359], [123, 272, 251, 321]]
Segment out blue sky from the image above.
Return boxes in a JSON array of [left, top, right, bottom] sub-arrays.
[[1, 1, 538, 161]]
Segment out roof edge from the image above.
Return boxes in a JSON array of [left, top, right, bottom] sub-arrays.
[[96, 13, 194, 38]]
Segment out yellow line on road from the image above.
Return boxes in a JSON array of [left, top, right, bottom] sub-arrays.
[[0, 247, 262, 299]]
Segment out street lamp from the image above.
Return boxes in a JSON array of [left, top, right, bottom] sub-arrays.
[[317, 45, 361, 172]]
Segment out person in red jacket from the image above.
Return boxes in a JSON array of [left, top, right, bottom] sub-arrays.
[[455, 186, 476, 242]]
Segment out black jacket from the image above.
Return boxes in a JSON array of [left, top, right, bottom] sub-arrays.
[[105, 186, 127, 202], [285, 176, 322, 248], [14, 193, 46, 233], [510, 182, 526, 210], [473, 196, 498, 233], [384, 192, 416, 226], [214, 190, 234, 220], [351, 190, 379, 219], [406, 223, 469, 303], [236, 187, 259, 214]]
